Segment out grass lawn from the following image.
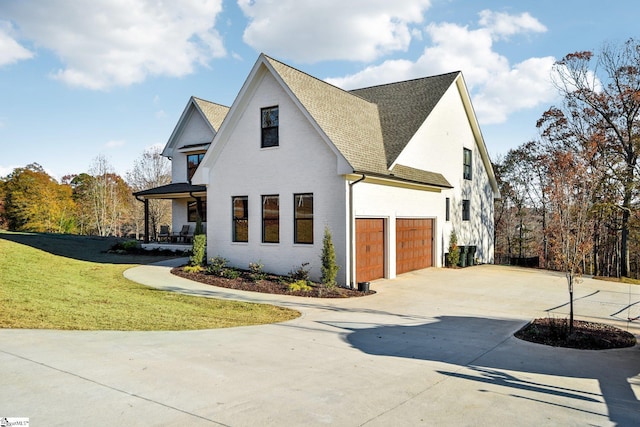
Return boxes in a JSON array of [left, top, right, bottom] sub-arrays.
[[0, 231, 299, 330]]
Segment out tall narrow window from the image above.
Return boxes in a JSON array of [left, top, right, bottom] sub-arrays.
[[232, 196, 248, 242], [262, 195, 279, 243], [294, 193, 313, 244], [463, 148, 472, 180], [445, 197, 450, 222], [187, 153, 205, 181], [261, 106, 279, 148], [462, 199, 470, 221]]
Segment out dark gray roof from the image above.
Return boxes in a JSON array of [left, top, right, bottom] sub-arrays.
[[133, 182, 206, 198], [349, 72, 459, 167], [263, 55, 455, 188]]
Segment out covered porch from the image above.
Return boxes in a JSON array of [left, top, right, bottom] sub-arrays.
[[133, 182, 206, 244]]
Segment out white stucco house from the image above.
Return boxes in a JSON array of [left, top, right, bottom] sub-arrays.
[[137, 53, 500, 287]]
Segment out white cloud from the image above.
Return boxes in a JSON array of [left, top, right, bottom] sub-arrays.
[[478, 9, 547, 39], [0, 20, 33, 66], [0, 0, 226, 89], [105, 139, 126, 149], [238, 0, 432, 62], [326, 10, 557, 125]]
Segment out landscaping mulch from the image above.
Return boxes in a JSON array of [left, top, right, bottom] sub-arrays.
[[171, 267, 375, 298], [515, 317, 636, 350]]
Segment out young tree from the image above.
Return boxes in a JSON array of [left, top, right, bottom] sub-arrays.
[[126, 147, 171, 240], [549, 39, 640, 277], [320, 226, 339, 288], [546, 148, 594, 335]]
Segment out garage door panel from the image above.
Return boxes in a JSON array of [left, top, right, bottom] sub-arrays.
[[396, 218, 433, 275], [356, 219, 385, 283]]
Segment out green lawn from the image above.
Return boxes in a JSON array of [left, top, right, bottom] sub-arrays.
[[0, 231, 299, 330]]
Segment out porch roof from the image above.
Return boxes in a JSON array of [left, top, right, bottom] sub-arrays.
[[133, 182, 206, 199]]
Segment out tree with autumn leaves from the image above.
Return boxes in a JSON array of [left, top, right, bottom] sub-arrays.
[[1, 151, 170, 238], [496, 38, 640, 280]]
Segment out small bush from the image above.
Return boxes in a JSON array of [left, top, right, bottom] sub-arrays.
[[446, 229, 459, 267], [248, 261, 267, 282], [221, 268, 240, 279], [207, 256, 228, 276], [122, 240, 140, 250], [288, 279, 312, 292], [289, 262, 311, 282], [183, 264, 205, 274], [190, 234, 206, 266], [321, 226, 339, 289]]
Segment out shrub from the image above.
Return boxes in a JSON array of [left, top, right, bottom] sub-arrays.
[[288, 279, 312, 292], [207, 256, 229, 276], [190, 234, 206, 266], [122, 240, 139, 251], [221, 268, 241, 279], [248, 261, 267, 282], [183, 264, 204, 274], [320, 226, 339, 289], [446, 229, 459, 267], [289, 262, 311, 282]]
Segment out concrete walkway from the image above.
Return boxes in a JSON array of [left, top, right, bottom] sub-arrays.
[[2, 261, 640, 426]]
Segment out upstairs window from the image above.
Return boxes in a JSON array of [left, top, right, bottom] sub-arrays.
[[463, 148, 472, 180], [294, 193, 313, 244], [462, 199, 470, 221], [262, 195, 280, 243], [232, 196, 248, 242], [187, 153, 205, 181], [261, 106, 279, 148]]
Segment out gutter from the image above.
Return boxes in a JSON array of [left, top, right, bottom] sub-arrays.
[[348, 174, 366, 289]]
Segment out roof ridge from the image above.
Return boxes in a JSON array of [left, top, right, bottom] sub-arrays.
[[192, 96, 230, 109], [349, 71, 460, 92]]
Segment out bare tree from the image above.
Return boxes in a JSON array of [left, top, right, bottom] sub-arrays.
[[126, 147, 171, 240]]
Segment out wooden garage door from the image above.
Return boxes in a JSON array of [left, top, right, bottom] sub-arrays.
[[396, 218, 433, 275], [356, 218, 385, 283]]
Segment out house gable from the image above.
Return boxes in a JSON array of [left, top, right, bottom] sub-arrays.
[[161, 97, 229, 160]]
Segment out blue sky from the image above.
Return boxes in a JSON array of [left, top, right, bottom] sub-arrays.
[[0, 0, 636, 180]]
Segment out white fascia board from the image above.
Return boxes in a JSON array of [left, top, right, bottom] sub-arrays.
[[454, 74, 501, 199]]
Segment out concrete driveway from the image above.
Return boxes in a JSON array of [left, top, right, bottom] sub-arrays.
[[1, 262, 639, 426]]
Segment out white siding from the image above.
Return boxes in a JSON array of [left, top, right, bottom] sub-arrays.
[[206, 71, 349, 284]]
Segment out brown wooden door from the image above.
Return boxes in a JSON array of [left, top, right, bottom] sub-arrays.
[[396, 218, 433, 275], [356, 218, 385, 283]]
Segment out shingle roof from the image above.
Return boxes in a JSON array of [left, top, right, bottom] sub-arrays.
[[264, 55, 390, 176], [192, 97, 229, 132], [349, 72, 459, 167], [264, 56, 454, 188]]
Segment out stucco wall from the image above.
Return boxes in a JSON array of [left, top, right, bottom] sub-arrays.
[[205, 70, 349, 284]]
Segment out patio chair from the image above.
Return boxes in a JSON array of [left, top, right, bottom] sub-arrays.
[[176, 224, 193, 243], [158, 225, 170, 242]]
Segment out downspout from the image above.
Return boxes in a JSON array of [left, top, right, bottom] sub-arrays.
[[348, 174, 366, 289]]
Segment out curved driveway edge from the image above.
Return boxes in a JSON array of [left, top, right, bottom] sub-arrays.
[[2, 263, 639, 426]]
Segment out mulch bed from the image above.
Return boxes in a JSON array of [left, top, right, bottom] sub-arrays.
[[515, 317, 637, 350], [171, 267, 375, 298]]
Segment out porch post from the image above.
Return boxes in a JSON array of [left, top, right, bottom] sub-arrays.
[[144, 199, 150, 243]]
